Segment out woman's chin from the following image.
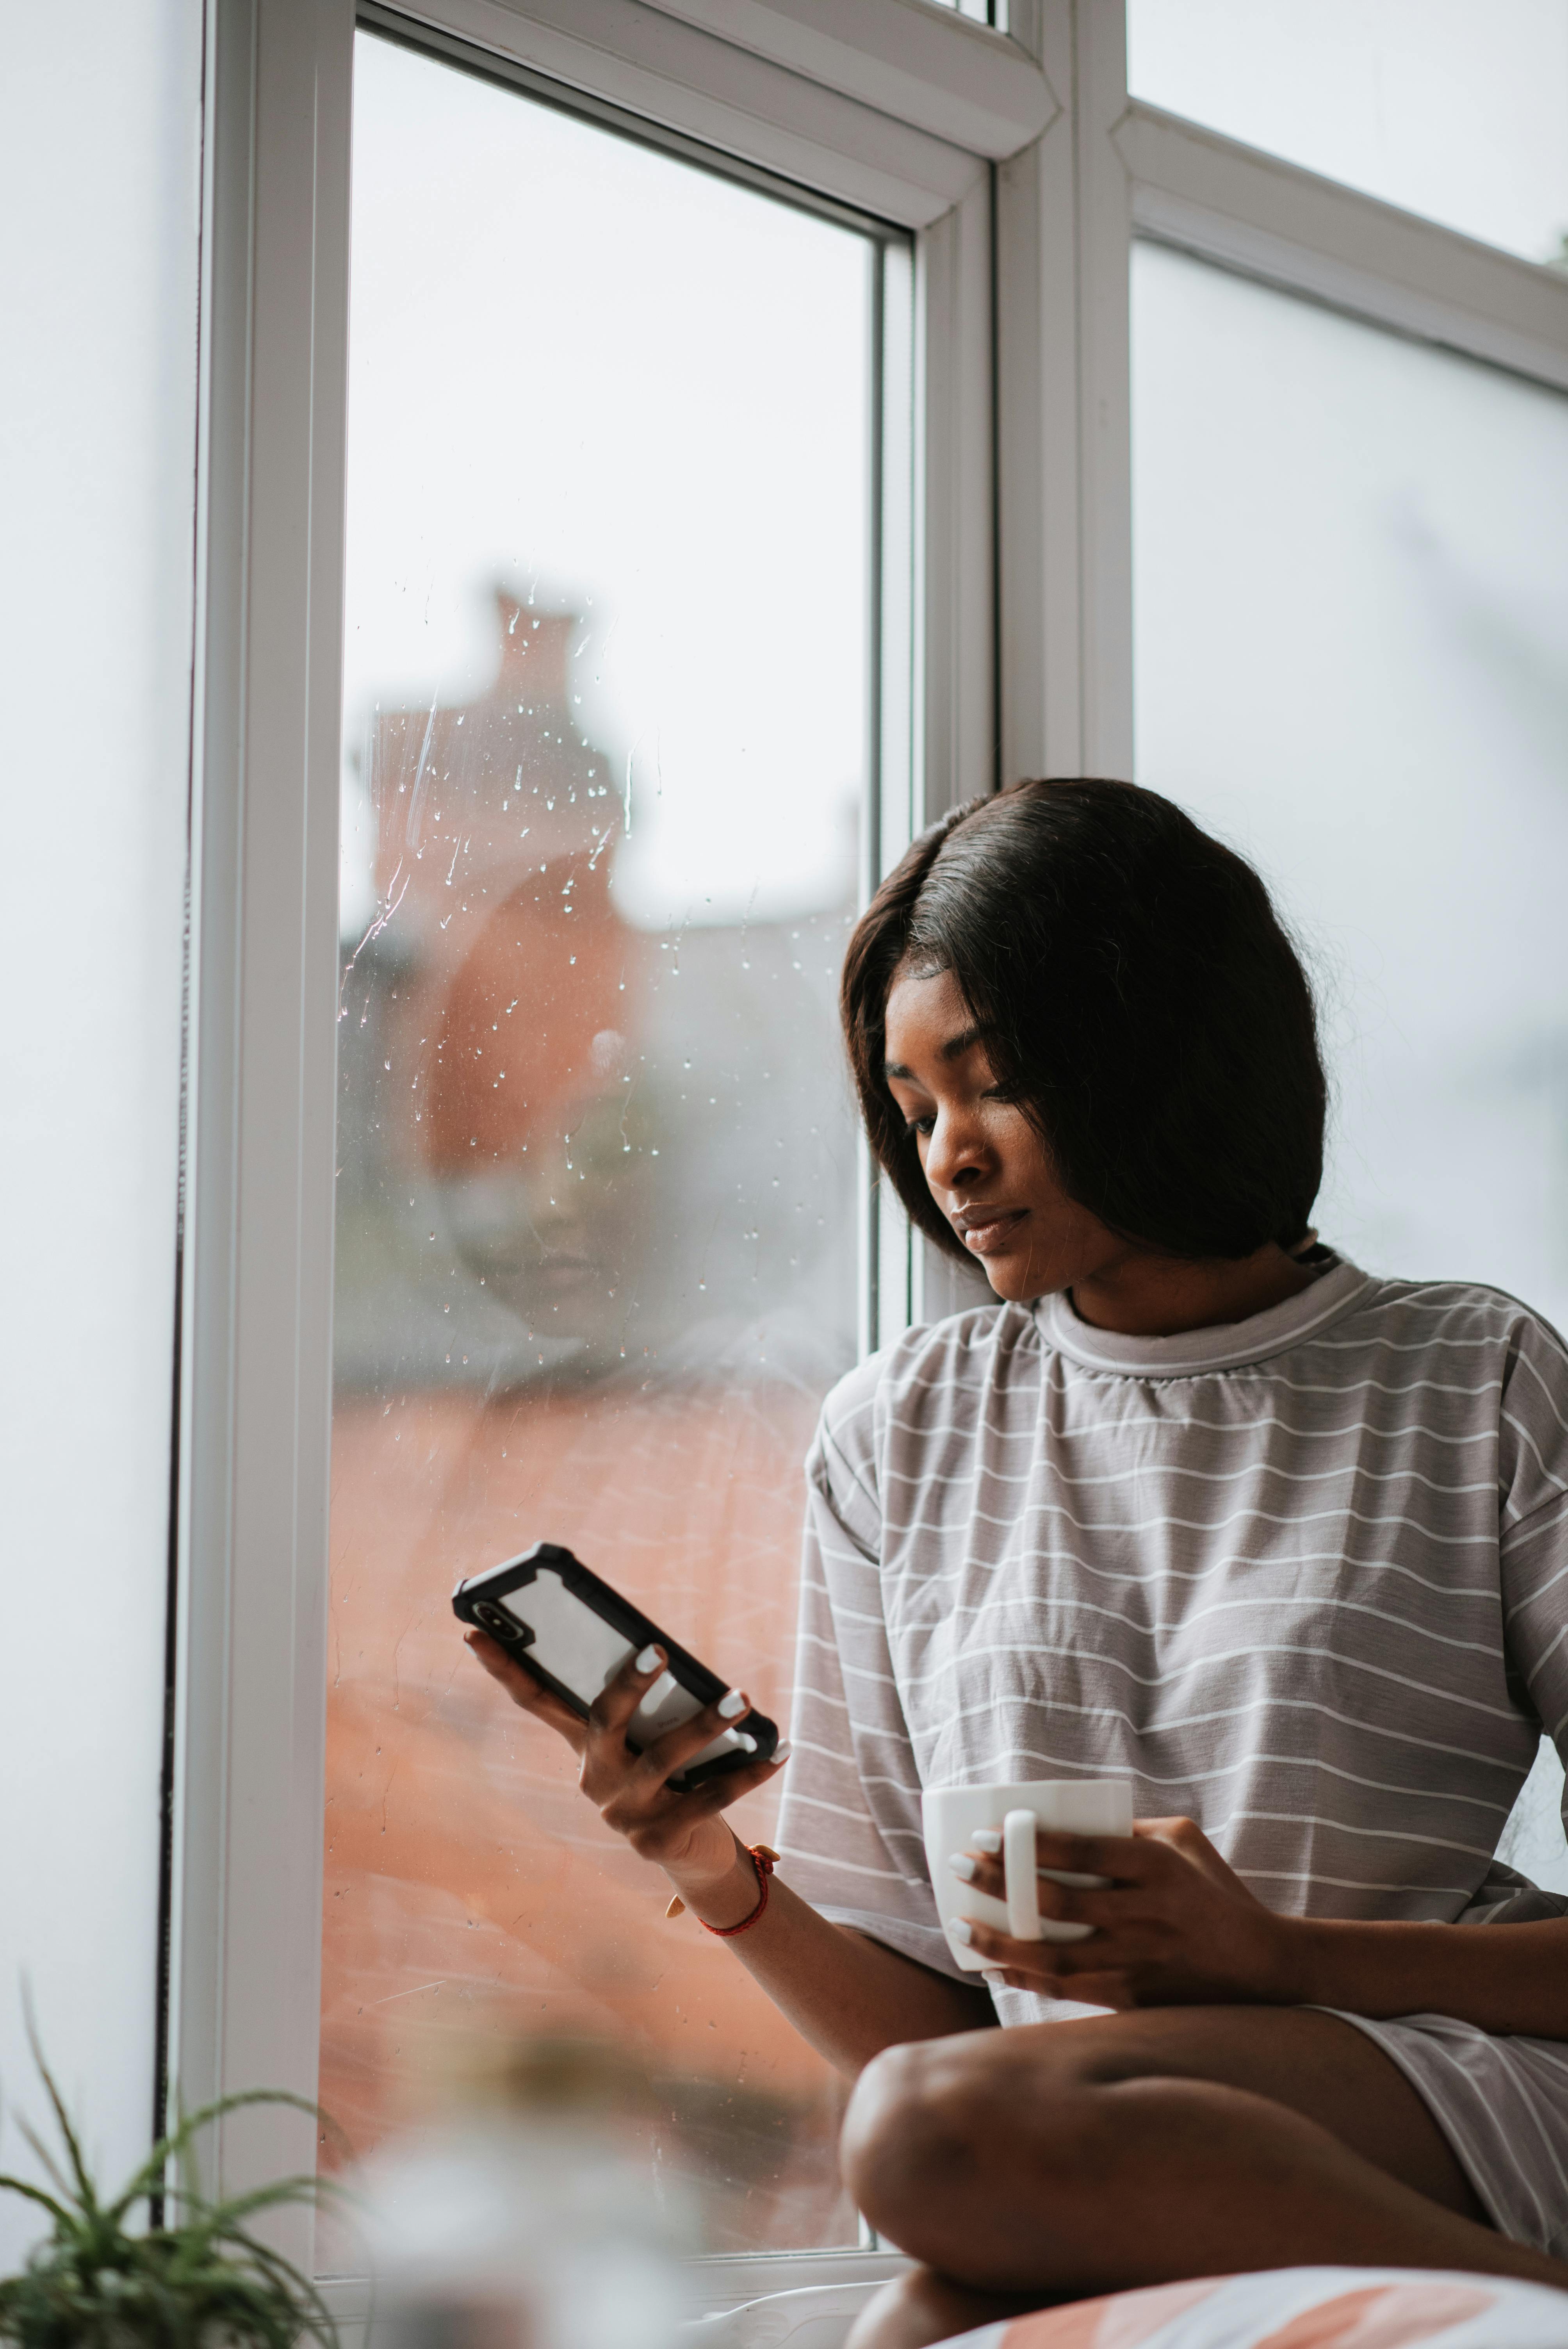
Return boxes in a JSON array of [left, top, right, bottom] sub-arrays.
[[973, 1252, 1039, 1304]]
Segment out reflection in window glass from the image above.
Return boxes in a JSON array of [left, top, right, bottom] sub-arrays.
[[1127, 0, 1568, 266], [326, 32, 895, 2251], [1132, 243, 1568, 1335]]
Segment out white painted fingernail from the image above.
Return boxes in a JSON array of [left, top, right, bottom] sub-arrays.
[[972, 1829, 1001, 1855], [947, 1853, 976, 1882], [734, 1732, 757, 1753], [948, 1918, 974, 1945], [772, 1740, 792, 1764], [635, 1646, 661, 1674], [718, 1688, 747, 1719]]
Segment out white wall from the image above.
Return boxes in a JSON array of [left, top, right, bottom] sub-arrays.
[[0, 0, 201, 2256]]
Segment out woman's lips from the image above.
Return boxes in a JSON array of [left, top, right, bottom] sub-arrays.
[[957, 1209, 1027, 1255]]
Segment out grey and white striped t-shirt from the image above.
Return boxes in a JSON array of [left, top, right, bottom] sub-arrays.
[[775, 1258, 1568, 2254]]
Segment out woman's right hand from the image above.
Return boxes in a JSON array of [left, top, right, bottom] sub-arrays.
[[463, 1627, 787, 1912]]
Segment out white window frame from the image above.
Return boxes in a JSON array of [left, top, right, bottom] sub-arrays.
[[169, 0, 1568, 2324]]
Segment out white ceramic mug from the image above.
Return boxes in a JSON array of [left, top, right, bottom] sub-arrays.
[[921, 1779, 1135, 1973]]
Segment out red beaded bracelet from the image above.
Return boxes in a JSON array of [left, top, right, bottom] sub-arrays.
[[665, 1845, 779, 1937]]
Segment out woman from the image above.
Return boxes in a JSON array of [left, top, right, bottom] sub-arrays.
[[467, 779, 1568, 2338]]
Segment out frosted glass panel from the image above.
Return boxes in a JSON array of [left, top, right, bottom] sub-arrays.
[[327, 31, 892, 2251], [0, 0, 198, 2267], [1128, 0, 1568, 266], [1133, 244, 1568, 1336]]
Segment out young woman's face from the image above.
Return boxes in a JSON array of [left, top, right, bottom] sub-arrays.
[[882, 962, 1134, 1306]]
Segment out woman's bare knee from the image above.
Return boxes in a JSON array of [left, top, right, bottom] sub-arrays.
[[841, 2039, 990, 2230], [841, 2034, 1107, 2256]]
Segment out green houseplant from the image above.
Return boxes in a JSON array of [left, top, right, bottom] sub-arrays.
[[0, 2027, 341, 2347]]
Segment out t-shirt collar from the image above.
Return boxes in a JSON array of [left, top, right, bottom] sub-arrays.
[[1033, 1254, 1374, 1378]]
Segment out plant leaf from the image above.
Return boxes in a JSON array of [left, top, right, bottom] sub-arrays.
[[203, 2173, 340, 2228], [0, 2032, 345, 2349], [0, 2169, 72, 2225], [218, 2224, 342, 2347], [21, 1991, 98, 2217], [9, 2113, 73, 2200], [106, 2087, 333, 2225]]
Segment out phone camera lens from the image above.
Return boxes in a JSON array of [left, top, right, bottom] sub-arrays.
[[474, 1600, 518, 1638]]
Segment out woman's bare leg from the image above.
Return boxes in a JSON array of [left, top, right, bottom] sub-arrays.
[[840, 2007, 1568, 2344], [845, 2269, 1054, 2349]]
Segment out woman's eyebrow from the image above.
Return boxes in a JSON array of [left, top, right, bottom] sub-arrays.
[[884, 1027, 987, 1082]]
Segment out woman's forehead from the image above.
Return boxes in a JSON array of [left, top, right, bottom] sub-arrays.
[[884, 964, 991, 1075]]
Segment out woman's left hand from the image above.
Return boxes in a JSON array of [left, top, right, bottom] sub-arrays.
[[953, 1816, 1301, 2009]]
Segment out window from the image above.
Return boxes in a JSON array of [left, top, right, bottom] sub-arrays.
[[927, 0, 1009, 23], [327, 28, 911, 2249], [1132, 243, 1568, 1334], [168, 0, 1568, 2316], [175, 3, 1001, 2303], [1127, 0, 1568, 266], [1124, 29, 1568, 1887]]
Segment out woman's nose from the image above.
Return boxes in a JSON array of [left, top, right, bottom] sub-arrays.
[[924, 1107, 991, 1193]]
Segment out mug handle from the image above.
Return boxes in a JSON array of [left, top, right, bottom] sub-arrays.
[[1003, 1809, 1041, 1941]]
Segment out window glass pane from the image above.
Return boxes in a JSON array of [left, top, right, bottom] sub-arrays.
[[1127, 0, 1568, 266], [327, 30, 894, 2252], [1132, 242, 1568, 1334]]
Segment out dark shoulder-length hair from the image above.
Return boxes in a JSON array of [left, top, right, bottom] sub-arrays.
[[841, 777, 1327, 1265]]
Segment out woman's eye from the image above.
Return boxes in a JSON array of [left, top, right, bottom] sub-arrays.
[[903, 1116, 935, 1138]]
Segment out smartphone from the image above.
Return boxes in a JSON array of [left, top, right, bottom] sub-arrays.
[[452, 1542, 779, 1787]]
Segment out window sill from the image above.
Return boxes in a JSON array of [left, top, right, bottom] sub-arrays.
[[317, 2247, 911, 2346]]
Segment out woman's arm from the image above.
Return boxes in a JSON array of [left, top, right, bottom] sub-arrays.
[[467, 1629, 991, 2074], [1278, 1913, 1568, 2038], [955, 1815, 1568, 2040], [672, 1832, 994, 2070]]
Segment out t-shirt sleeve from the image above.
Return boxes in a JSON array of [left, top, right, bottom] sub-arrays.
[[773, 1358, 964, 1980], [1497, 1312, 1568, 1835]]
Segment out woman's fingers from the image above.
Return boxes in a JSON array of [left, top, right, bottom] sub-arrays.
[[687, 1738, 791, 1806], [466, 1622, 786, 1844], [632, 1688, 755, 1791], [993, 1964, 1136, 2009], [587, 1641, 674, 1737], [606, 1745, 783, 1837], [953, 1827, 1151, 1893], [954, 1913, 1076, 1979], [464, 1628, 586, 1751], [578, 1644, 685, 1797], [956, 1912, 1151, 1978], [1031, 1880, 1127, 1932], [962, 1911, 1173, 1980], [951, 1854, 1142, 1931], [1032, 1829, 1147, 1882]]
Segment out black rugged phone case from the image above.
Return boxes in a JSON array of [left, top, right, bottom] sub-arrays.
[[452, 1540, 778, 1786]]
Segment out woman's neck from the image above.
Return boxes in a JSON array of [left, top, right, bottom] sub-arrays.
[[1067, 1242, 1318, 1340]]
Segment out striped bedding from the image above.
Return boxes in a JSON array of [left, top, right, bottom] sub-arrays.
[[940, 2267, 1568, 2349], [775, 1259, 1568, 2253]]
